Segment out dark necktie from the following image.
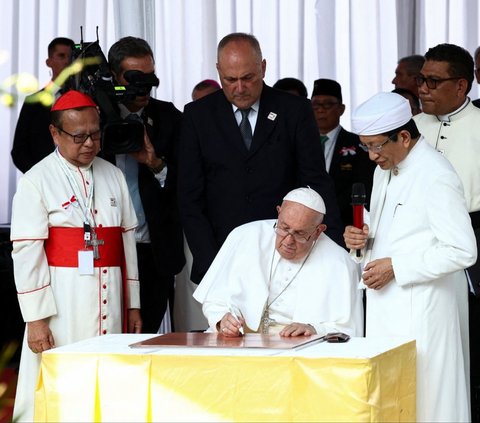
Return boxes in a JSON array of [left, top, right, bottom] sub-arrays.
[[320, 134, 329, 154], [239, 108, 253, 150], [127, 113, 143, 123]]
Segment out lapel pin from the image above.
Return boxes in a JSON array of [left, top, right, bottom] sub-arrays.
[[267, 112, 277, 121]]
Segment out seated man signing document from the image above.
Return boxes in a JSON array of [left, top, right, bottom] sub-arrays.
[[193, 187, 364, 337]]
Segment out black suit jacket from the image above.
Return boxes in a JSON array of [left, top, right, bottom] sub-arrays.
[[328, 127, 376, 226], [11, 89, 55, 173], [178, 84, 344, 283], [103, 98, 185, 275]]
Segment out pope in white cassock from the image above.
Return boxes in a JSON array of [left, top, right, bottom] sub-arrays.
[[10, 90, 142, 422], [344, 92, 477, 422], [193, 187, 364, 338]]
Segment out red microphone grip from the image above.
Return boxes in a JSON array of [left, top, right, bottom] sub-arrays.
[[351, 183, 366, 257], [353, 205, 364, 229]]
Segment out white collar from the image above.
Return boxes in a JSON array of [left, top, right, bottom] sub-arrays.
[[232, 99, 260, 114]]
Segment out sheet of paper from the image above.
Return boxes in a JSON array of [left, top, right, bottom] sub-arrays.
[[129, 332, 325, 349]]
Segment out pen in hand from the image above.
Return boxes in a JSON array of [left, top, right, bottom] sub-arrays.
[[227, 302, 244, 335]]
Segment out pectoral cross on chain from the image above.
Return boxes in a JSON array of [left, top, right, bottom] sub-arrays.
[[85, 228, 104, 260], [260, 307, 275, 334]]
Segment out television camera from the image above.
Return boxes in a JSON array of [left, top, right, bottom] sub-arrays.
[[65, 27, 159, 154]]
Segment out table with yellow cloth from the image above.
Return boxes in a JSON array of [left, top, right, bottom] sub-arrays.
[[35, 334, 415, 422]]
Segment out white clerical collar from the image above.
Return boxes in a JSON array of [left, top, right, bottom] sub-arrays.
[[56, 147, 94, 171], [437, 97, 469, 122], [273, 249, 307, 268], [392, 136, 425, 176]]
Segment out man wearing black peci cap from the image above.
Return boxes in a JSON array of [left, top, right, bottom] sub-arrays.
[[311, 78, 375, 226]]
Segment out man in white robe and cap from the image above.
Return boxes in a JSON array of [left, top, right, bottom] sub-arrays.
[[344, 91, 477, 422], [10, 90, 142, 422], [193, 187, 363, 337], [413, 43, 480, 418]]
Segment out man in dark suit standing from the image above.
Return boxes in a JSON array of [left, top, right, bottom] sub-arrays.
[[11, 37, 74, 173], [178, 32, 344, 284], [106, 37, 184, 333], [311, 79, 375, 226]]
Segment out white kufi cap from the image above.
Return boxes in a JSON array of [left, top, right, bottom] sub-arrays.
[[283, 187, 326, 214], [351, 92, 412, 136]]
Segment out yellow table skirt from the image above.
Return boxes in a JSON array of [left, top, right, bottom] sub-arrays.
[[35, 335, 415, 422]]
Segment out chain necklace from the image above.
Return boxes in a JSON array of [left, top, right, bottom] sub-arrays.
[[260, 241, 316, 334]]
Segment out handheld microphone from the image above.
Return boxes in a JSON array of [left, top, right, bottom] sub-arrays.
[[351, 183, 366, 257]]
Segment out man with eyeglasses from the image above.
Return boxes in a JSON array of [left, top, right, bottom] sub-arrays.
[[311, 78, 375, 227], [10, 90, 142, 421], [344, 92, 476, 422], [178, 33, 344, 291], [193, 187, 363, 338], [413, 43, 480, 419]]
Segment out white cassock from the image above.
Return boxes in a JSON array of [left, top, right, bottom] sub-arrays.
[[414, 100, 480, 213], [414, 100, 480, 293], [356, 138, 476, 422], [10, 152, 139, 422], [193, 219, 364, 337]]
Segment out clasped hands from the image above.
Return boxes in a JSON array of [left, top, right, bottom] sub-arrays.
[[344, 224, 395, 290]]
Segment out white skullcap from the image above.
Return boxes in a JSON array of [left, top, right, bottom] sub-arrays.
[[283, 187, 326, 214], [351, 92, 412, 136]]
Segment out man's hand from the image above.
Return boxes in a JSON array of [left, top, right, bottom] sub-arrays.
[[218, 312, 245, 337], [128, 309, 142, 333], [344, 224, 369, 250], [27, 319, 55, 354], [279, 323, 316, 337], [129, 130, 164, 170], [362, 258, 394, 290]]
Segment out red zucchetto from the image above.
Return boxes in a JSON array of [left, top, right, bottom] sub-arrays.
[[51, 90, 97, 111]]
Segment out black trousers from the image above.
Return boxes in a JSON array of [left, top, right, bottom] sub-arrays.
[[136, 243, 175, 334]]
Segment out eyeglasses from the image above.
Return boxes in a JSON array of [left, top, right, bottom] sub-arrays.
[[359, 133, 397, 153], [273, 222, 318, 244], [57, 127, 101, 144], [415, 75, 461, 89], [311, 101, 340, 110]]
